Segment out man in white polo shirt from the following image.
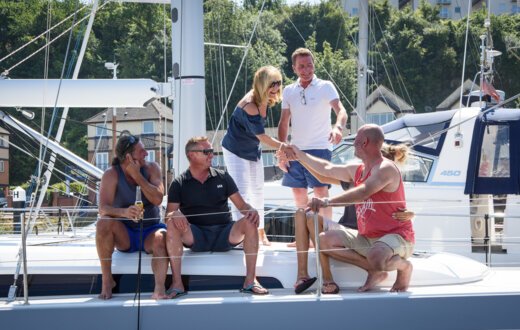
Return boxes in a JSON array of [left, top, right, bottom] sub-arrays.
[[278, 47, 348, 219]]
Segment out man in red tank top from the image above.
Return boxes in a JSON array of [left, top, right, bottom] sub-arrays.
[[290, 124, 414, 294]]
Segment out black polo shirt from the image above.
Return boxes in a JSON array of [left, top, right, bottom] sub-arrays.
[[168, 167, 238, 226]]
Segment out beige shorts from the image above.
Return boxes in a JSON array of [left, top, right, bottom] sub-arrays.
[[332, 226, 414, 259]]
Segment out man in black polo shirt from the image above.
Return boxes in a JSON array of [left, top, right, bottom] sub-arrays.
[[165, 136, 268, 298]]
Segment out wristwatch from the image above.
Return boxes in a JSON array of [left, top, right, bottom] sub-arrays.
[[323, 198, 330, 207]]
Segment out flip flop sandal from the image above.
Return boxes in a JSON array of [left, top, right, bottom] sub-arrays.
[[166, 288, 188, 299], [240, 283, 269, 295], [294, 277, 317, 294]]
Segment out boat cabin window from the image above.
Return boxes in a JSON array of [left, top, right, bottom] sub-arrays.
[[478, 125, 510, 178], [401, 154, 433, 182], [332, 143, 433, 182], [384, 121, 449, 155], [331, 143, 358, 165]]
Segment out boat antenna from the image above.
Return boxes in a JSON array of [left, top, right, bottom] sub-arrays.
[[454, 0, 473, 148]]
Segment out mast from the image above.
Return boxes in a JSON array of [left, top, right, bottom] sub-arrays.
[[354, 0, 369, 133], [171, 0, 205, 175]]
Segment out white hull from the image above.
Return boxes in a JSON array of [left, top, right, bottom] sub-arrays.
[[2, 268, 520, 330]]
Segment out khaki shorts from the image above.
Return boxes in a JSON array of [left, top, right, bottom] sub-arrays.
[[332, 227, 414, 259]]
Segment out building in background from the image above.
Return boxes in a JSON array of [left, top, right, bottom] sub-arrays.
[[84, 101, 173, 188], [341, 0, 519, 19], [0, 127, 10, 206]]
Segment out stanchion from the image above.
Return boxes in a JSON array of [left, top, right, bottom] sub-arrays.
[[313, 212, 322, 297], [21, 212, 29, 305]]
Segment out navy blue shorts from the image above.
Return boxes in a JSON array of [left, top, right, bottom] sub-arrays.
[[189, 222, 238, 252], [282, 149, 332, 188], [120, 223, 166, 253]]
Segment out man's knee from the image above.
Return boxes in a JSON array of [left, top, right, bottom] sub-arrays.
[[294, 209, 307, 227], [313, 186, 329, 198], [96, 219, 119, 237], [367, 245, 392, 271], [166, 222, 181, 237], [152, 230, 166, 251]]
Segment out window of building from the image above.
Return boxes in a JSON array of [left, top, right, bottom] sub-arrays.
[[0, 160, 4, 172], [439, 7, 450, 19], [454, 6, 461, 14], [367, 112, 395, 126], [513, 4, 519, 14], [143, 121, 155, 134], [351, 7, 358, 15], [0, 137, 4, 147], [96, 152, 109, 171], [96, 124, 108, 137], [145, 150, 155, 163]]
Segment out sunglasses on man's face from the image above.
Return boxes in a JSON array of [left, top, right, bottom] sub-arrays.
[[190, 148, 214, 155], [269, 80, 282, 89]]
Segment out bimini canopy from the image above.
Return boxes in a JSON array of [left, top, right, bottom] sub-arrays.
[[345, 110, 457, 156], [465, 109, 520, 195]]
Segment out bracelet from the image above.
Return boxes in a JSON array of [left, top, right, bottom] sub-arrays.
[[335, 125, 343, 132]]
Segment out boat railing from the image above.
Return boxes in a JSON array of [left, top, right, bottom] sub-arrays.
[[0, 207, 99, 236], [4, 204, 520, 303]]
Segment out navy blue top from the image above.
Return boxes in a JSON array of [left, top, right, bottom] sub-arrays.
[[222, 105, 266, 161], [113, 165, 160, 230], [168, 167, 239, 226]]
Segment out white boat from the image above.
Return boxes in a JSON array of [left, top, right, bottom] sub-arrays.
[[2, 1, 520, 329]]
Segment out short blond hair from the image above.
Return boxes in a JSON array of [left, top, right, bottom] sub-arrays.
[[185, 136, 208, 157], [252, 65, 283, 108], [291, 47, 314, 65]]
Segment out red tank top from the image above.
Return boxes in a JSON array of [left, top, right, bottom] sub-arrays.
[[354, 162, 415, 243]]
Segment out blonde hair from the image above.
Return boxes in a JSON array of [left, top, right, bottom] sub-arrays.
[[381, 143, 409, 165], [291, 47, 314, 65], [185, 136, 209, 157], [252, 65, 283, 108]]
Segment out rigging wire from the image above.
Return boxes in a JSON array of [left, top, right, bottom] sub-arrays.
[[2, 1, 109, 75], [210, 0, 267, 146], [0, 3, 88, 65]]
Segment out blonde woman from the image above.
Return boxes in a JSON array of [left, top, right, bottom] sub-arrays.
[[222, 65, 292, 246]]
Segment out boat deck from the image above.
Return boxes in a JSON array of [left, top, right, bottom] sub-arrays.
[[2, 268, 520, 330]]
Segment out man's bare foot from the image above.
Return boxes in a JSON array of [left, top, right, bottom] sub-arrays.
[[259, 228, 271, 246], [98, 278, 116, 300], [151, 288, 169, 300], [390, 261, 413, 292], [358, 271, 388, 292], [286, 240, 314, 248], [321, 281, 339, 294]]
